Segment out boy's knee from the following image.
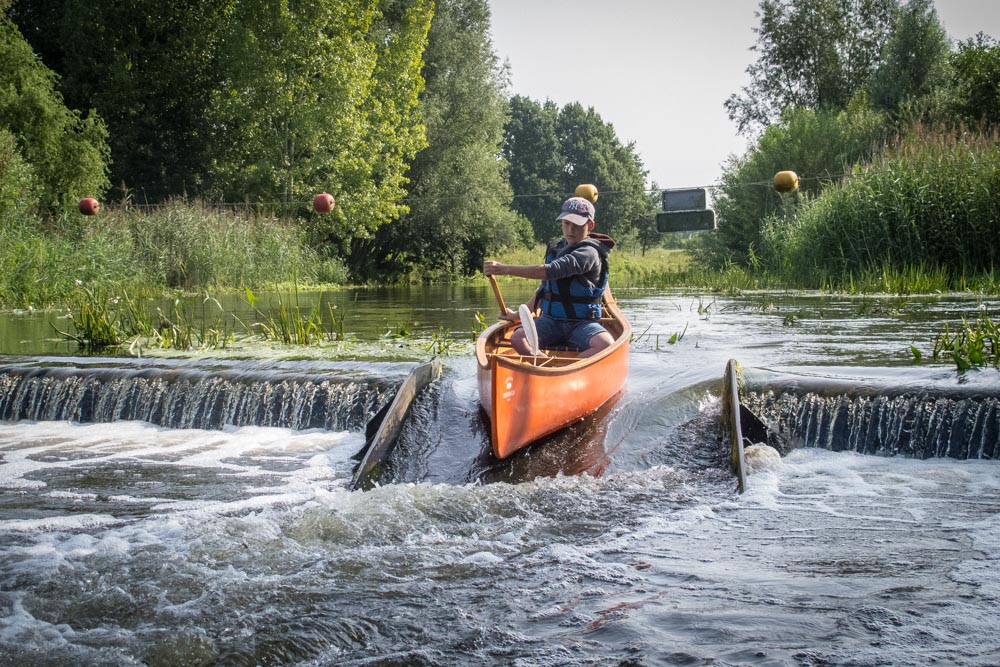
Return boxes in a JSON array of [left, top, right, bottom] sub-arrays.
[[588, 332, 614, 351]]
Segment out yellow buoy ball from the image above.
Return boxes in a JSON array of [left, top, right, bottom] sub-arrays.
[[575, 183, 599, 203], [773, 171, 799, 193]]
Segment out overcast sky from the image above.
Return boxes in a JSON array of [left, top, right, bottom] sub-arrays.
[[486, 0, 1000, 191]]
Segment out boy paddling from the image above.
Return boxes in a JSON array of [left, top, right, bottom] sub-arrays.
[[484, 196, 615, 359]]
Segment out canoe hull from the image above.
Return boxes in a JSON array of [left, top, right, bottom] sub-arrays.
[[476, 297, 631, 459]]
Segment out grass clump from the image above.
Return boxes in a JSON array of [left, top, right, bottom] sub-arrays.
[[246, 288, 344, 345], [56, 283, 152, 351]]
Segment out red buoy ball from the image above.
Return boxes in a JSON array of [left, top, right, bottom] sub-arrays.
[[79, 197, 100, 215], [313, 193, 335, 213]]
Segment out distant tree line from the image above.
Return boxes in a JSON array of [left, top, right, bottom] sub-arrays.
[[0, 0, 654, 285]]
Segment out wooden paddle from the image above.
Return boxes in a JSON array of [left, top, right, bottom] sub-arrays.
[[488, 275, 507, 318]]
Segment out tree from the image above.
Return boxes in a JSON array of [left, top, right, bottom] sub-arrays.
[[554, 102, 653, 246], [868, 0, 951, 117], [950, 33, 1000, 128], [209, 0, 432, 242], [725, 0, 897, 136], [352, 0, 526, 280], [0, 13, 110, 211], [503, 96, 564, 242], [10, 0, 231, 202], [503, 100, 653, 247]]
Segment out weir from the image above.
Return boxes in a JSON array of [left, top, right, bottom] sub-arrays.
[[0, 357, 397, 432], [729, 363, 1000, 463]]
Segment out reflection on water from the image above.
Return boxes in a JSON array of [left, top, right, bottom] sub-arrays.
[[1, 288, 999, 664]]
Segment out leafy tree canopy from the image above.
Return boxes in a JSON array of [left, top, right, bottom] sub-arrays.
[[10, 0, 232, 202], [505, 99, 654, 246], [0, 128, 36, 219], [504, 96, 564, 241], [0, 12, 110, 211], [354, 0, 526, 281], [208, 0, 433, 244], [950, 32, 1000, 127], [725, 0, 898, 136], [867, 0, 951, 118]]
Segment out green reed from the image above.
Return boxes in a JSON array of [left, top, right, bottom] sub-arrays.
[[246, 288, 344, 345], [931, 311, 1000, 371], [0, 200, 344, 311], [57, 283, 153, 351], [151, 293, 237, 351]]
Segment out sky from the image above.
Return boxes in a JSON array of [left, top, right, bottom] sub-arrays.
[[486, 0, 1000, 191]]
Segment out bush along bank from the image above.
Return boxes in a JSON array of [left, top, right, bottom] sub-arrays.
[[758, 127, 1000, 292]]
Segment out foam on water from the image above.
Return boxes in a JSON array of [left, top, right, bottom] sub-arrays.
[[1, 414, 999, 663]]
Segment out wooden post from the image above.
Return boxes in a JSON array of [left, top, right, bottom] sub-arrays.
[[350, 358, 441, 490], [721, 359, 748, 493]]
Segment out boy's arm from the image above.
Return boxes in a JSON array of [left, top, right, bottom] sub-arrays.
[[483, 261, 547, 280]]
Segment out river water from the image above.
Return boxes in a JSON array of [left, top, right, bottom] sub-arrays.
[[0, 287, 998, 666]]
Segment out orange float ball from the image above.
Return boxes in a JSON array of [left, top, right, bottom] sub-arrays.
[[79, 198, 100, 215], [773, 171, 799, 193], [313, 193, 335, 213]]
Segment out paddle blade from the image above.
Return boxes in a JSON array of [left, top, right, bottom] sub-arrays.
[[518, 304, 539, 356]]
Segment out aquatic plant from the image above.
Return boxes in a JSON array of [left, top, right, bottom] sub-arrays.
[[932, 310, 1000, 371], [57, 283, 153, 351], [630, 322, 687, 350], [246, 288, 337, 345], [427, 328, 457, 356], [151, 292, 237, 351]]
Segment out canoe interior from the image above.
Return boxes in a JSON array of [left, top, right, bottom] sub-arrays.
[[478, 308, 628, 370]]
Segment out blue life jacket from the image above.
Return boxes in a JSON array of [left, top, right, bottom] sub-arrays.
[[538, 236, 612, 320]]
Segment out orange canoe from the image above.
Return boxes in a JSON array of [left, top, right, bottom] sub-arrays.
[[475, 291, 631, 459]]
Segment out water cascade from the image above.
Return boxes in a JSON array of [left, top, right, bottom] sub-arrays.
[[739, 369, 1000, 460], [0, 357, 397, 432]]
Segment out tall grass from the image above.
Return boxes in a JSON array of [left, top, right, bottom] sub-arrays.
[[121, 200, 343, 288], [0, 201, 347, 309], [762, 126, 1000, 291]]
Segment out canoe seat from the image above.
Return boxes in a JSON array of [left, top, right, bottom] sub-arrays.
[[487, 350, 580, 367]]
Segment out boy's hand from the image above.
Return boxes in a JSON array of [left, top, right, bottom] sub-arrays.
[[499, 307, 519, 322], [483, 260, 504, 276]]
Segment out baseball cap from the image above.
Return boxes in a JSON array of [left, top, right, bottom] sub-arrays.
[[556, 197, 595, 226]]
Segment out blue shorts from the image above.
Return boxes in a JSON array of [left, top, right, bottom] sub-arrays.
[[531, 315, 608, 351]]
